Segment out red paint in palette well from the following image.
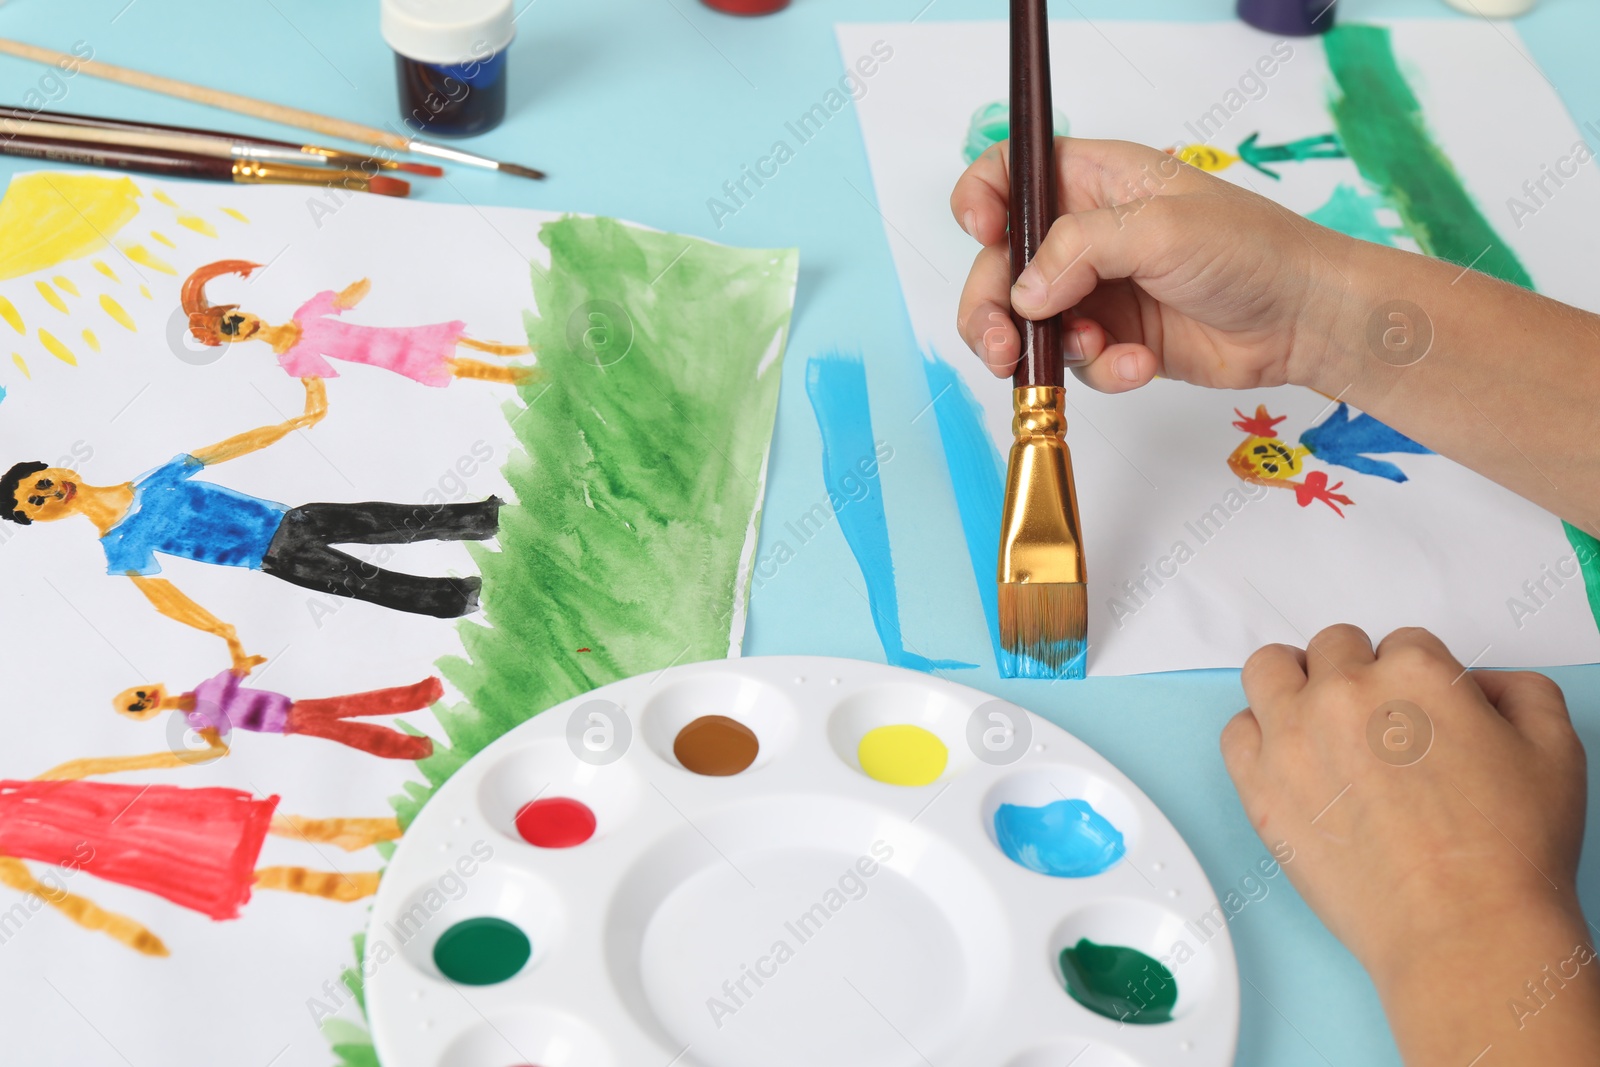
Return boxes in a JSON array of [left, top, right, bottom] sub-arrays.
[[513, 797, 596, 848]]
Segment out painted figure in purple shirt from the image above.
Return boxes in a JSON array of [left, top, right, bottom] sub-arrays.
[[115, 673, 440, 761]]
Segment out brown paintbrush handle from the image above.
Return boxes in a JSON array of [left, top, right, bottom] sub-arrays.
[[0, 105, 305, 151], [1009, 0, 1064, 391], [0, 135, 233, 180], [0, 38, 412, 153]]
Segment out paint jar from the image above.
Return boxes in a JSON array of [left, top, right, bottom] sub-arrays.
[[1236, 0, 1336, 36], [700, 0, 790, 15], [381, 0, 514, 137]]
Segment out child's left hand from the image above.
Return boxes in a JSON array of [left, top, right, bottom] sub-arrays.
[[1223, 625, 1599, 1064]]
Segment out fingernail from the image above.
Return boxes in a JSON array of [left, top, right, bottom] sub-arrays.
[[1065, 328, 1085, 360], [961, 210, 977, 238], [1012, 265, 1045, 309], [1114, 352, 1140, 383], [982, 326, 1010, 366]]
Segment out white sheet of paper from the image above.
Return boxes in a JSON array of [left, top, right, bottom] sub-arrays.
[[838, 19, 1600, 675], [0, 176, 785, 1065]]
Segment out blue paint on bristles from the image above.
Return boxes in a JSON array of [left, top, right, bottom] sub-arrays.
[[1000, 641, 1086, 681]]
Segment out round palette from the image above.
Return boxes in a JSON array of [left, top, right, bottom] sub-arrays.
[[365, 657, 1239, 1067]]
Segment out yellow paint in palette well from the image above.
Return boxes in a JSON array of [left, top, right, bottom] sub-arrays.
[[0, 295, 22, 334], [123, 245, 175, 275], [52, 275, 79, 297], [857, 724, 949, 787], [221, 207, 249, 223], [177, 213, 217, 238], [82, 329, 100, 353], [0, 173, 143, 281], [38, 328, 75, 366], [92, 259, 119, 282], [34, 280, 68, 313], [12, 353, 28, 378], [150, 231, 176, 249], [99, 294, 135, 331]]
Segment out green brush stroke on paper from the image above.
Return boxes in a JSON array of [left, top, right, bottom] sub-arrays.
[[329, 218, 797, 1064], [1326, 25, 1600, 630], [1324, 25, 1533, 287], [397, 217, 798, 822]]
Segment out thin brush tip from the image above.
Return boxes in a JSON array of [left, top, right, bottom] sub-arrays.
[[366, 175, 411, 198], [495, 160, 546, 181], [998, 582, 1087, 680]]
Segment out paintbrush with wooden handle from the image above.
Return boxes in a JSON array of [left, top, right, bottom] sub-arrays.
[[997, 0, 1088, 679]]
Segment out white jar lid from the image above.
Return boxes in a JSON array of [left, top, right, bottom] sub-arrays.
[[381, 0, 515, 66]]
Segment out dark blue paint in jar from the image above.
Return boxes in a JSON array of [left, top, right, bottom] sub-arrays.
[[381, 0, 515, 137]]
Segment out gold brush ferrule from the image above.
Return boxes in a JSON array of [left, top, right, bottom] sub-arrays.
[[998, 385, 1086, 586], [231, 160, 366, 189]]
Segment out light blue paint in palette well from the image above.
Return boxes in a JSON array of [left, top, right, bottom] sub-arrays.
[[994, 798, 1126, 877]]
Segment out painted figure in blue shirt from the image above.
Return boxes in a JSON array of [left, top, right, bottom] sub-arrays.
[[0, 380, 501, 673]]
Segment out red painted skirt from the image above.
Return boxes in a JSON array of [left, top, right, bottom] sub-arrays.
[[0, 780, 278, 920]]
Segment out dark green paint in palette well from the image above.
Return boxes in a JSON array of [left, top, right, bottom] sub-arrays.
[[433, 917, 531, 986], [1059, 937, 1177, 1024]]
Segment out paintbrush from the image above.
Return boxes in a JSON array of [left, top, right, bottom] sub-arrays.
[[0, 106, 444, 176], [0, 135, 410, 197], [0, 38, 546, 180], [997, 0, 1087, 680]]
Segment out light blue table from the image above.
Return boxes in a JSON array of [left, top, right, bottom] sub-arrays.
[[2, 1, 1594, 1063]]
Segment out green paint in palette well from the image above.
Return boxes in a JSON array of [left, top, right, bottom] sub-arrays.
[[1059, 937, 1177, 1024], [392, 217, 798, 825], [1325, 24, 1600, 630], [433, 917, 531, 985]]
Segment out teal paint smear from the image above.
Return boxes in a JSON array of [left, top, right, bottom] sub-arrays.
[[922, 353, 1006, 668], [921, 353, 1085, 679], [994, 798, 1125, 877], [962, 100, 1070, 164], [1306, 183, 1400, 247], [1326, 25, 1600, 630], [806, 351, 972, 672]]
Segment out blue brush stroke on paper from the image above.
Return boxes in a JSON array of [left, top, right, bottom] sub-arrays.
[[805, 351, 972, 672], [1299, 402, 1432, 483], [994, 798, 1125, 877], [920, 353, 1085, 680]]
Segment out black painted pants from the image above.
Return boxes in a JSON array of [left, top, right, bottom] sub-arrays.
[[260, 497, 502, 618]]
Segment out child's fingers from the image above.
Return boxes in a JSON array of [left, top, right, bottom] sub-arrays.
[[958, 245, 1020, 376], [1469, 669, 1581, 751], [1304, 623, 1375, 682], [1070, 340, 1160, 393], [1220, 708, 1262, 775], [1009, 204, 1167, 322], [950, 145, 1012, 247], [1373, 625, 1463, 675], [1240, 642, 1309, 719]]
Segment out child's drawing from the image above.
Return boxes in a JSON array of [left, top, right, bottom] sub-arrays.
[[182, 260, 535, 387], [111, 673, 439, 762], [1227, 402, 1432, 515], [0, 775, 397, 957], [1170, 132, 1346, 179], [0, 382, 501, 671]]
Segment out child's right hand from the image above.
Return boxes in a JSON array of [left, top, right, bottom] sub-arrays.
[[951, 137, 1358, 392], [1225, 625, 1599, 1063]]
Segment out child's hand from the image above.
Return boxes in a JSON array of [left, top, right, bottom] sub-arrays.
[[950, 138, 1354, 392], [1224, 625, 1599, 1063]]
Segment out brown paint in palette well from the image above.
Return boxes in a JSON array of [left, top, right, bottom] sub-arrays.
[[673, 715, 760, 776]]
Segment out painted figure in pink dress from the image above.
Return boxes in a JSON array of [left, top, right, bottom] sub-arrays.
[[182, 259, 534, 388]]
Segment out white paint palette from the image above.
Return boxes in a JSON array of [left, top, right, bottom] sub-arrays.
[[365, 657, 1239, 1067]]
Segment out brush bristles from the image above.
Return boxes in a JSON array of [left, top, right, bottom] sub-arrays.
[[998, 582, 1087, 680], [397, 162, 445, 177], [495, 161, 547, 181], [366, 175, 411, 198]]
